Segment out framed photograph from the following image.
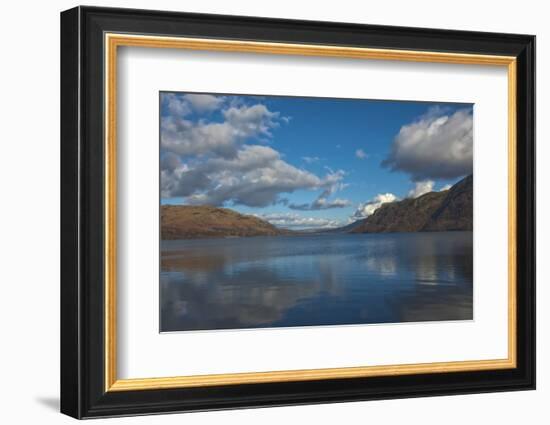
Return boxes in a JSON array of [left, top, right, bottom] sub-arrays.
[[60, 6, 535, 419]]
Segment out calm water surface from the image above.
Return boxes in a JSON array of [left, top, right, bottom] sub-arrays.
[[160, 232, 473, 332]]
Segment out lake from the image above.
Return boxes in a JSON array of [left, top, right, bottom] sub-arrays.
[[160, 231, 473, 332]]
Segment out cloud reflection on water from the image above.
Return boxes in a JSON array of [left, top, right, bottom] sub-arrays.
[[161, 232, 473, 332]]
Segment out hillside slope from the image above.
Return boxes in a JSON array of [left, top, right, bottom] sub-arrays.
[[161, 205, 290, 240], [423, 175, 473, 231], [351, 175, 473, 234]]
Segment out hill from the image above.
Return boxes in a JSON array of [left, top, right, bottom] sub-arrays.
[[350, 175, 473, 234], [161, 205, 291, 240]]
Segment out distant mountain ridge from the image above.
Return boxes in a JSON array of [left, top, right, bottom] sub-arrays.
[[161, 205, 291, 240], [350, 175, 473, 234]]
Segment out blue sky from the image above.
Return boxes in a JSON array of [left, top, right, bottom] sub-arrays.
[[160, 92, 473, 229]]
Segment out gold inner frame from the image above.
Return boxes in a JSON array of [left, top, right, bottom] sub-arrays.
[[104, 33, 517, 392]]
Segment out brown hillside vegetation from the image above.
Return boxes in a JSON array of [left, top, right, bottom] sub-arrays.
[[161, 205, 291, 240]]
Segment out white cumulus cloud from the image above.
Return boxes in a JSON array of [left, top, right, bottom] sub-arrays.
[[407, 180, 435, 198], [160, 93, 350, 209], [355, 148, 368, 159], [353, 193, 399, 219], [289, 197, 351, 211], [289, 170, 351, 211], [160, 92, 283, 161], [257, 213, 342, 229], [163, 145, 349, 208], [161, 103, 280, 159], [184, 93, 225, 112], [383, 107, 473, 181], [161, 93, 226, 116]]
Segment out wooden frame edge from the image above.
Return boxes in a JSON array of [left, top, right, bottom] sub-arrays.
[[108, 358, 516, 391], [103, 33, 518, 392]]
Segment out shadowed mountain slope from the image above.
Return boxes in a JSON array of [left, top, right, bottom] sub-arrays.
[[350, 175, 473, 234]]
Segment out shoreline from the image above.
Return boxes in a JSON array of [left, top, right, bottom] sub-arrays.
[[160, 229, 474, 244]]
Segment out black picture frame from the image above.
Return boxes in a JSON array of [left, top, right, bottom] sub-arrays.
[[61, 5, 535, 419]]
